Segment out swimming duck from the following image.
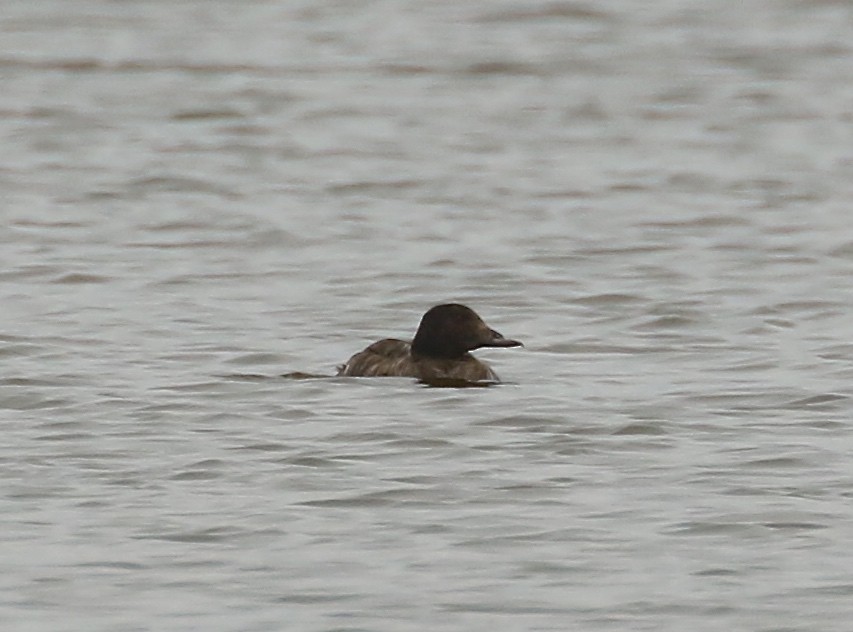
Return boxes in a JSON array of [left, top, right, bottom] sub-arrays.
[[337, 303, 521, 382]]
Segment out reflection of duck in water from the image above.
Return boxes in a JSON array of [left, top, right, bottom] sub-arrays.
[[337, 304, 522, 382]]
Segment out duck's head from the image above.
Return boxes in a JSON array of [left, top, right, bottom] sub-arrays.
[[411, 304, 522, 359]]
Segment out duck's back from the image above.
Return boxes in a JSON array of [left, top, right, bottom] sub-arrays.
[[337, 339, 415, 377], [337, 339, 499, 381]]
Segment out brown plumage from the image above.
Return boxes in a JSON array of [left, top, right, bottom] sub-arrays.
[[337, 304, 521, 382]]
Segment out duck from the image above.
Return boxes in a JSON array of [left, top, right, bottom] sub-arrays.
[[337, 303, 521, 382]]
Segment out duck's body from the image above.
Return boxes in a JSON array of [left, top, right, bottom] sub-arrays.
[[338, 338, 503, 381], [337, 304, 521, 383]]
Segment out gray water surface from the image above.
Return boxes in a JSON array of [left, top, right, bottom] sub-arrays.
[[3, 1, 853, 631]]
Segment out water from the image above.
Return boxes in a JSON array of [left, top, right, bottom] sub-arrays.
[[3, 1, 853, 630]]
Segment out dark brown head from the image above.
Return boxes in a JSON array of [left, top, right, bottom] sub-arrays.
[[410, 304, 522, 359]]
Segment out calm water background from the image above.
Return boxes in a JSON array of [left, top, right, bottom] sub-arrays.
[[3, 1, 853, 630]]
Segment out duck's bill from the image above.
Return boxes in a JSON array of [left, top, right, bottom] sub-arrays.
[[483, 329, 523, 348]]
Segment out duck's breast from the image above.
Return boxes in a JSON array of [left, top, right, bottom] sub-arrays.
[[412, 355, 500, 382]]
